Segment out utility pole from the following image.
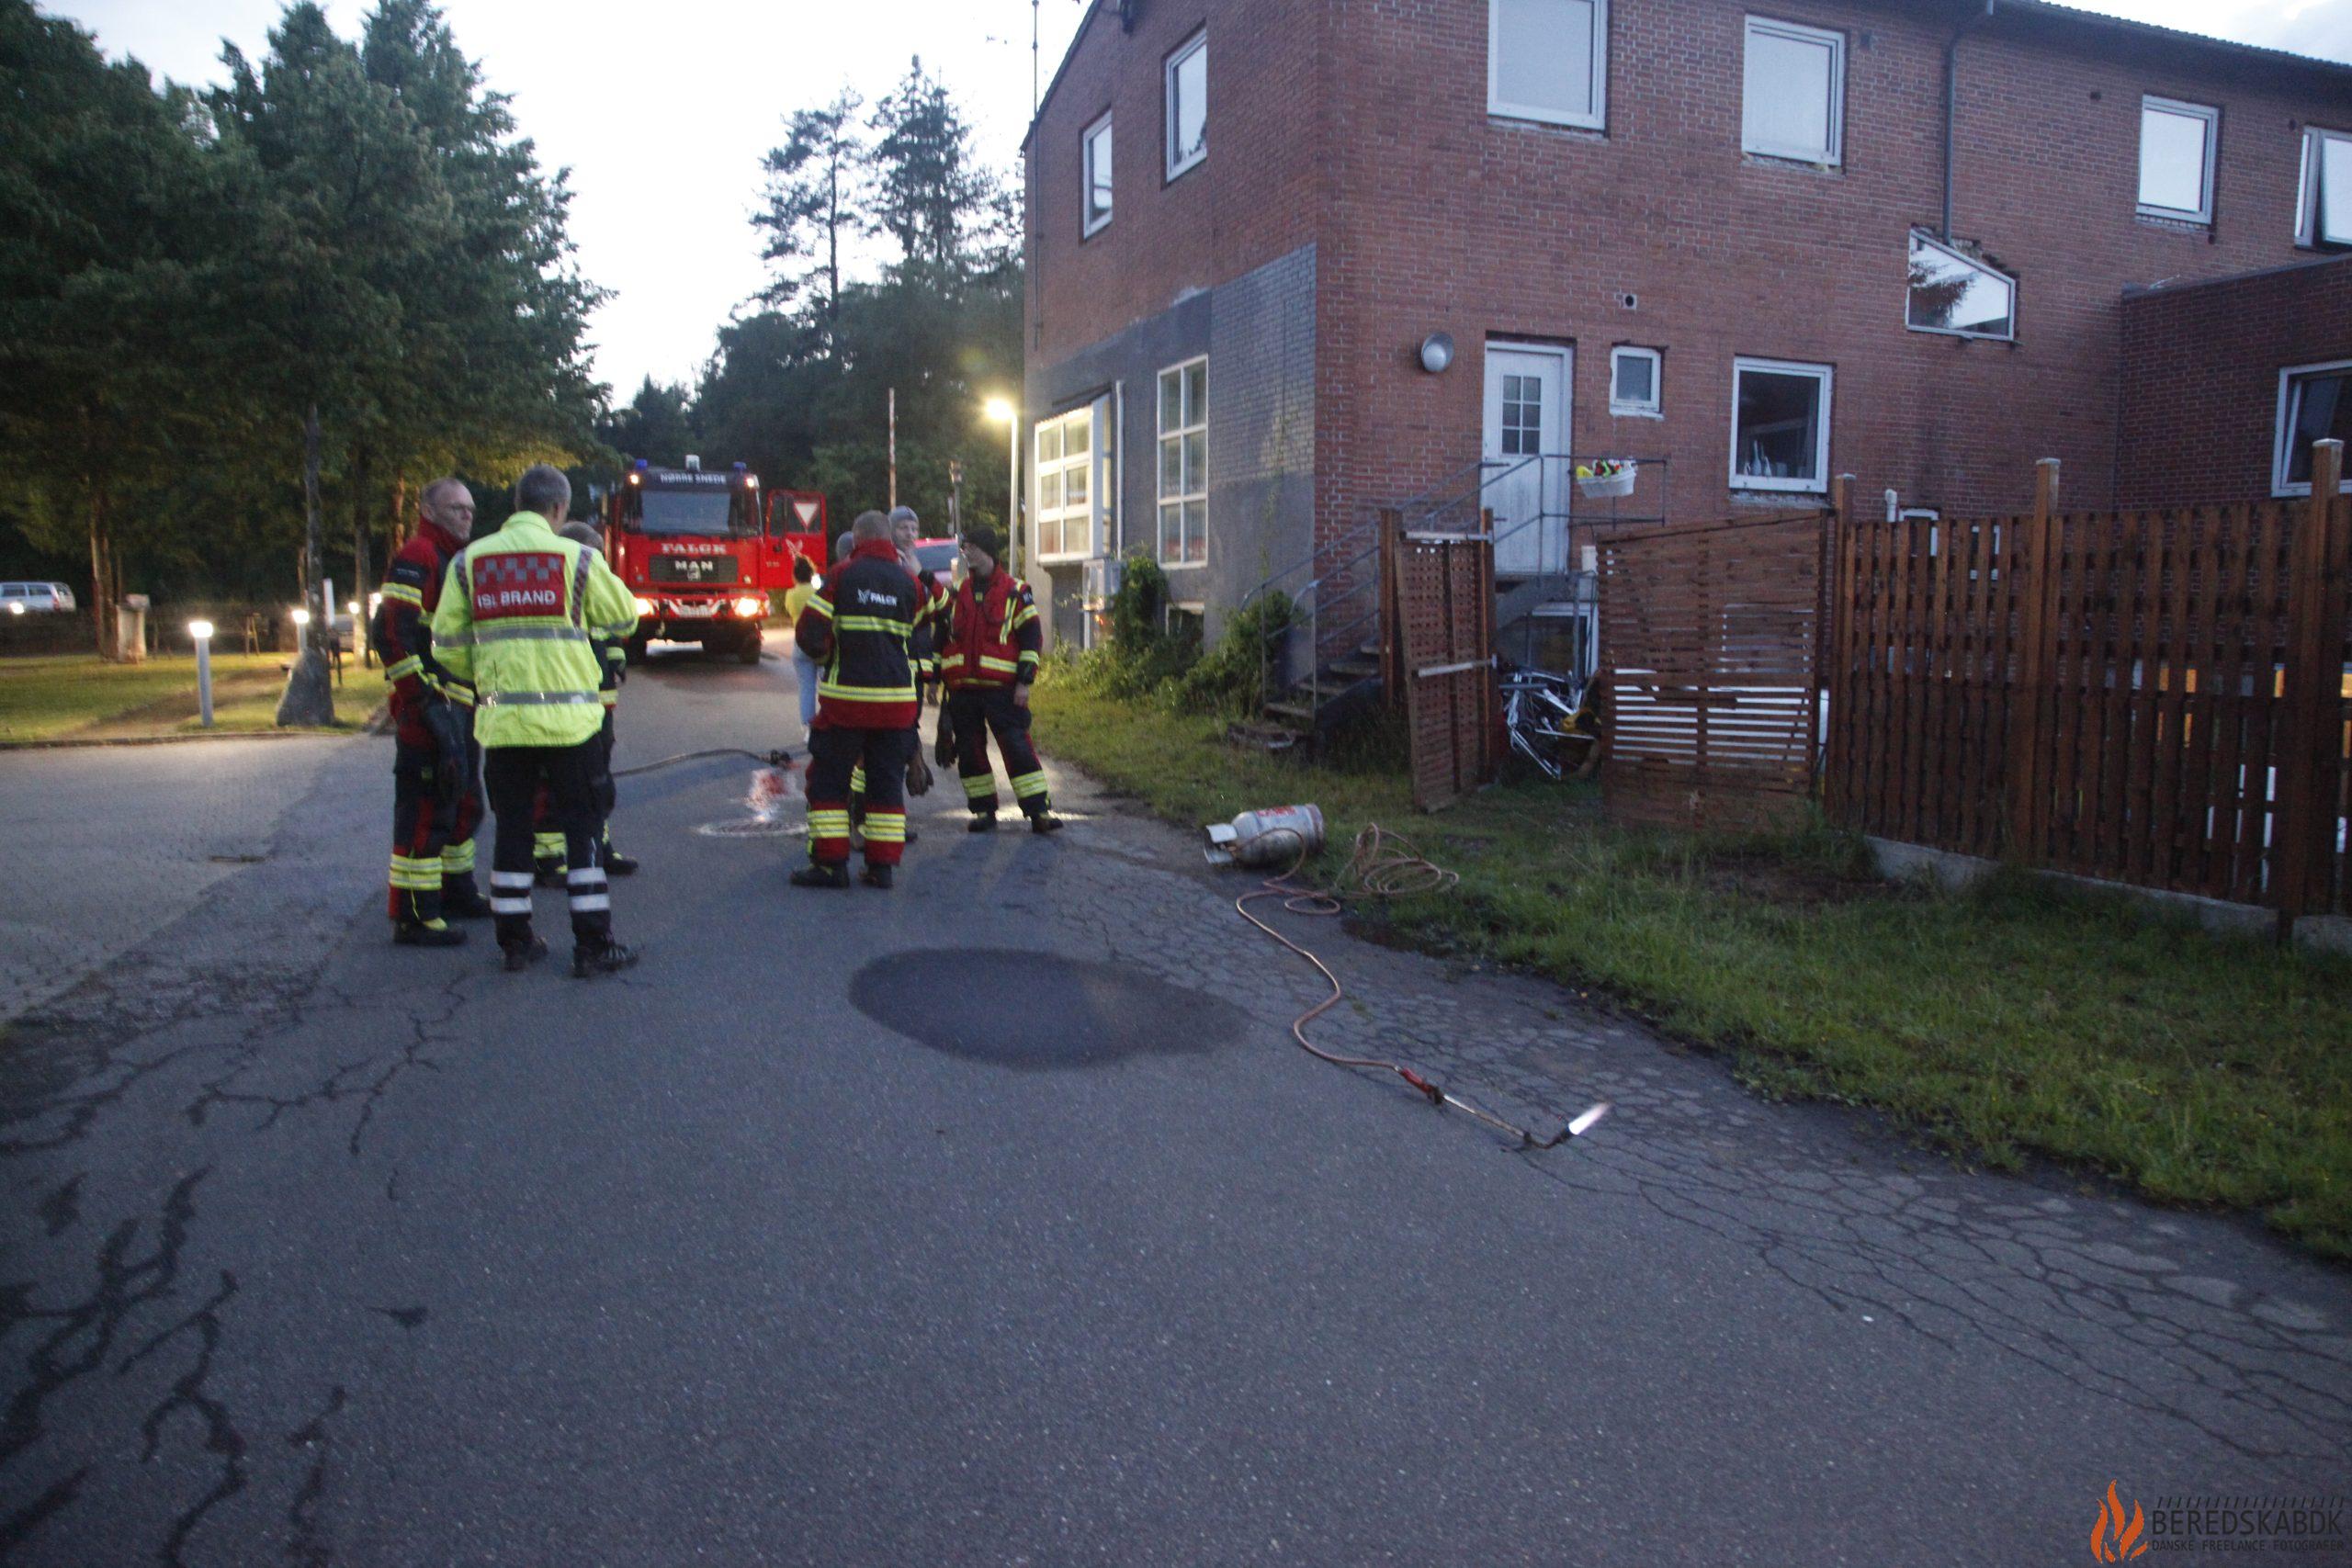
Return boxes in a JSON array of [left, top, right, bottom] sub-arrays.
[[888, 388, 899, 510], [948, 457, 964, 534]]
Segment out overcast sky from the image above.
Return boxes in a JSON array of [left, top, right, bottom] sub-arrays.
[[60, 0, 2345, 401]]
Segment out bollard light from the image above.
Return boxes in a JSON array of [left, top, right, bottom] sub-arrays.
[[290, 605, 310, 656], [188, 620, 216, 727]]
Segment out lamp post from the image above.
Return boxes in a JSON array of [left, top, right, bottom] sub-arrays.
[[348, 601, 363, 667], [189, 621, 216, 728], [290, 606, 311, 657], [985, 396, 1019, 575]]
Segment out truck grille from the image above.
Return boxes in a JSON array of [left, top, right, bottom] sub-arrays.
[[649, 556, 740, 586]]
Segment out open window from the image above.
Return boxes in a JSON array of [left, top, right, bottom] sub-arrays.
[[1082, 113, 1114, 236], [1610, 346, 1661, 416], [1165, 32, 1206, 181], [2274, 360, 2352, 496], [1906, 231, 2016, 340], [2139, 96, 2217, 224], [1742, 17, 1843, 165], [1730, 357, 1833, 492], [2297, 126, 2352, 248], [1489, 0, 1608, 130]]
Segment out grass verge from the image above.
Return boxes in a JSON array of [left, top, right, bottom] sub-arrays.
[[0, 653, 361, 742], [1035, 676, 2352, 1260]]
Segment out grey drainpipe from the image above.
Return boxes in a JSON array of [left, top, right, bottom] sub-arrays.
[[1944, 0, 1997, 238]]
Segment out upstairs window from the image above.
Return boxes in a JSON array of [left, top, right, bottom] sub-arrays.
[[2297, 126, 2352, 247], [1906, 231, 2016, 340], [1035, 409, 1095, 560], [1166, 32, 1207, 181], [2139, 96, 2217, 223], [1742, 17, 1844, 165], [1157, 357, 1208, 567], [1489, 0, 1608, 131], [2275, 360, 2352, 496], [1610, 347, 1662, 416], [1082, 113, 1114, 236], [1730, 357, 1833, 493]]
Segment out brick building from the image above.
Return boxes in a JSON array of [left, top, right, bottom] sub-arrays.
[[1020, 0, 2352, 650]]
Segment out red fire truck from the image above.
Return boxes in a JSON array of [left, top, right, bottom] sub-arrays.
[[605, 458, 805, 663]]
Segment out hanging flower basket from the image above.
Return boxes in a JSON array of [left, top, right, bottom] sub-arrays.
[[1575, 459, 1638, 500]]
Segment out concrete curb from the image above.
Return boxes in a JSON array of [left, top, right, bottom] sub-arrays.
[[2, 701, 389, 752]]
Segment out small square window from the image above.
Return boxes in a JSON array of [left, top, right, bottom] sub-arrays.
[[1166, 33, 1206, 181], [2274, 359, 2352, 496], [1081, 113, 1114, 236], [1906, 231, 2015, 340], [1489, 0, 1608, 130], [1610, 347, 1662, 416], [2297, 126, 2352, 247], [2139, 96, 2217, 223], [1730, 356, 1833, 492], [1742, 17, 1843, 165]]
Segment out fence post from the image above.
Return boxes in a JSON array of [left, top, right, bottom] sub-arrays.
[[2272, 439, 2345, 939], [1822, 475, 1855, 812], [1378, 507, 1403, 712], [2007, 458, 2063, 863]]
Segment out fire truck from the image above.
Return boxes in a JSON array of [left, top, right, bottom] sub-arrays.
[[605, 457, 824, 663]]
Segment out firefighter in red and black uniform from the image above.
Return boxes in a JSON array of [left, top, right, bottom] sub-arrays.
[[371, 478, 490, 944], [933, 523, 1060, 834], [793, 511, 923, 889]]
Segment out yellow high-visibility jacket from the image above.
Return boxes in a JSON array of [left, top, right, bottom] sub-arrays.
[[430, 512, 639, 749]]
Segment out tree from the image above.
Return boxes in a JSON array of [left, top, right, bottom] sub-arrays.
[[754, 89, 865, 332], [600, 378, 700, 468], [867, 59, 995, 273]]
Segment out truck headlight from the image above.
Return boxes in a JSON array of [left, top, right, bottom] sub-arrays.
[[732, 596, 765, 618], [632, 596, 656, 617]]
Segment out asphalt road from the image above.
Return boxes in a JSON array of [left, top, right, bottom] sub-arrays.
[[0, 647, 2346, 1566]]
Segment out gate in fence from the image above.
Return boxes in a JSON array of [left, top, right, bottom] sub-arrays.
[[1380, 522, 1500, 811], [1822, 450, 2352, 932], [1592, 511, 1831, 832]]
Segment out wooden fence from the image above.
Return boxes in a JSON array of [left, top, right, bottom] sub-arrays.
[[1595, 511, 1829, 833], [1384, 522, 1500, 811], [1822, 449, 2352, 928]]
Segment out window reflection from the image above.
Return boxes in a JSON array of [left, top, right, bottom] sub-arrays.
[[1906, 231, 2015, 339]]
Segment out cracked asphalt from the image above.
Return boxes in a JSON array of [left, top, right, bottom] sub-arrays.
[[0, 649, 2346, 1565]]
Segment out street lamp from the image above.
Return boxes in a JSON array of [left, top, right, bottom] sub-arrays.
[[290, 606, 311, 657], [985, 396, 1019, 574], [188, 620, 216, 728]]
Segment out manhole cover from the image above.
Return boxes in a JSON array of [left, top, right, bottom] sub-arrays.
[[848, 949, 1247, 1070]]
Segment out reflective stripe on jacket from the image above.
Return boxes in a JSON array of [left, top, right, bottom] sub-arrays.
[[941, 569, 1041, 690], [429, 513, 640, 749], [795, 539, 920, 729], [371, 517, 475, 743]]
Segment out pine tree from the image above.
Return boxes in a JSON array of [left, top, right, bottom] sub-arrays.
[[755, 89, 865, 333]]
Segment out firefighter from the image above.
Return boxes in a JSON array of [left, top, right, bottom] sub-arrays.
[[934, 523, 1060, 834], [847, 505, 943, 846], [793, 510, 921, 890], [431, 465, 643, 976], [534, 520, 638, 878], [372, 477, 489, 945]]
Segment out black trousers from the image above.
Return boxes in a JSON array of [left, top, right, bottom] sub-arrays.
[[946, 687, 1049, 816], [389, 733, 482, 925], [485, 740, 609, 949], [807, 727, 915, 866]]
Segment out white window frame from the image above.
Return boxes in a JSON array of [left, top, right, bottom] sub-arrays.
[[1741, 16, 1844, 166], [1609, 346, 1662, 417], [2273, 358, 2352, 498], [1157, 355, 1208, 570], [1081, 112, 1114, 238], [2138, 95, 2218, 224], [2297, 125, 2352, 248], [1165, 31, 1207, 183], [1034, 408, 1096, 564], [1487, 0, 1609, 132], [1728, 355, 1834, 494], [1905, 229, 2017, 343]]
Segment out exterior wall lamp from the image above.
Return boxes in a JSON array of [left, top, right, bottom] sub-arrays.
[[1419, 333, 1455, 375]]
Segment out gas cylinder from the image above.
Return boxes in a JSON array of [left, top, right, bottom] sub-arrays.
[[1203, 804, 1327, 867]]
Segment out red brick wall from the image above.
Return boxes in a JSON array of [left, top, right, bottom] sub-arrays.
[[1025, 0, 1326, 367], [2118, 257, 2352, 506]]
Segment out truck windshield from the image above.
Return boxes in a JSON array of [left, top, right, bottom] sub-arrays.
[[634, 490, 743, 536]]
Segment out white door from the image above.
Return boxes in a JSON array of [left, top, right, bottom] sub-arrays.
[[1482, 344, 1569, 577]]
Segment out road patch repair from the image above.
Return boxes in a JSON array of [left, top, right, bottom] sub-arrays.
[[848, 948, 1246, 1069]]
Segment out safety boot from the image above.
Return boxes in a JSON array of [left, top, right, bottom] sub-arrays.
[[394, 919, 467, 948], [860, 863, 895, 889], [533, 857, 566, 889], [790, 863, 852, 890], [572, 941, 639, 979], [441, 884, 494, 920], [1028, 811, 1064, 836], [605, 850, 639, 876], [501, 936, 549, 973], [967, 812, 999, 834]]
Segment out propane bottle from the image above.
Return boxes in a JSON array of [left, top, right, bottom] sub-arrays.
[[1203, 804, 1326, 867]]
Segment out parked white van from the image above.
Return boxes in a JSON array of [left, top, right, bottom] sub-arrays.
[[0, 582, 77, 615]]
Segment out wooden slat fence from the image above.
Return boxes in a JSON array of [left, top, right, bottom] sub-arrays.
[[1387, 525, 1500, 811], [1595, 511, 1827, 833], [1823, 450, 2352, 931]]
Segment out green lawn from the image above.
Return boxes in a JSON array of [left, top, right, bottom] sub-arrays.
[[1035, 677, 2352, 1260], [0, 652, 363, 742]]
